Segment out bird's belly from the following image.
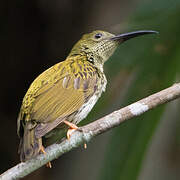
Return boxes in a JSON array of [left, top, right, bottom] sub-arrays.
[[73, 84, 106, 124], [73, 94, 100, 124]]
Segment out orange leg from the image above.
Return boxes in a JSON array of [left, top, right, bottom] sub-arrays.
[[63, 120, 78, 139], [63, 120, 87, 148], [84, 143, 87, 149], [40, 146, 52, 168]]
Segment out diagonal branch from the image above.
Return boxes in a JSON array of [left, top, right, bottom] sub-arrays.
[[1, 83, 180, 180]]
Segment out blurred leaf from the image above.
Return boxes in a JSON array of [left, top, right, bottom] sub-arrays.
[[97, 0, 180, 180]]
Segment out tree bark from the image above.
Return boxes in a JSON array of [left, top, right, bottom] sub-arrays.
[[1, 83, 180, 180]]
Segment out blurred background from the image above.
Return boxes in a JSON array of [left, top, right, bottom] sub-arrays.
[[1, 0, 180, 179]]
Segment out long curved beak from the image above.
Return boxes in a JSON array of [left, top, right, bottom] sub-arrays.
[[110, 30, 158, 42]]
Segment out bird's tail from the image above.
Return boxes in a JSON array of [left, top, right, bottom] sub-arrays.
[[18, 122, 42, 162]]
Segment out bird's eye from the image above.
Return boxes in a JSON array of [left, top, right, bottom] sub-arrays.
[[94, 33, 103, 39]]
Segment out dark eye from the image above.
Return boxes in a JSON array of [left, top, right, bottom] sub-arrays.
[[94, 33, 103, 39]]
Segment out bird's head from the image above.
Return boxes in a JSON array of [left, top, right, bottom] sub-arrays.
[[68, 30, 158, 70]]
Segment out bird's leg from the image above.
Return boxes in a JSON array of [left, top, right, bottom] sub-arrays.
[[39, 146, 52, 168], [63, 120, 78, 139], [63, 120, 87, 148]]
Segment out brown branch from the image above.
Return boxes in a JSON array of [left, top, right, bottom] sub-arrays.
[[1, 83, 180, 180]]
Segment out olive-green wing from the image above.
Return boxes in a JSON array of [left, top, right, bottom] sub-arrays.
[[30, 61, 98, 138]]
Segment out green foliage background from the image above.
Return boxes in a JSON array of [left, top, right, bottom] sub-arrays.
[[83, 0, 180, 180], [98, 0, 180, 179], [1, 0, 180, 179]]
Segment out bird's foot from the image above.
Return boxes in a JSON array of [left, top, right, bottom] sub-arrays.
[[39, 146, 52, 168], [84, 143, 87, 149], [63, 120, 78, 139], [63, 120, 87, 149]]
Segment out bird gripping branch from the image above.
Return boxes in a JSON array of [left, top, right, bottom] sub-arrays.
[[17, 29, 157, 165]]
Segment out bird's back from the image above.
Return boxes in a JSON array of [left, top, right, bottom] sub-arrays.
[[17, 55, 107, 161]]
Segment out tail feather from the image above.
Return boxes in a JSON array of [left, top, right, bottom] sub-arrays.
[[19, 122, 42, 162]]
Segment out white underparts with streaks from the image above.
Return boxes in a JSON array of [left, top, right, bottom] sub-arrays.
[[74, 78, 107, 124]]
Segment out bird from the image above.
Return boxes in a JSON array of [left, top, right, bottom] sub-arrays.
[[17, 29, 157, 166]]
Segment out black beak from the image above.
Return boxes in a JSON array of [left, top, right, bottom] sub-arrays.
[[110, 30, 158, 42]]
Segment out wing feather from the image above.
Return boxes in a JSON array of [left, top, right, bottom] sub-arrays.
[[25, 58, 99, 138]]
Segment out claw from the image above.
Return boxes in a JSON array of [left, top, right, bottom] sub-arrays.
[[64, 120, 78, 139], [84, 143, 87, 149], [63, 120, 87, 149], [40, 146, 52, 168], [67, 128, 76, 140]]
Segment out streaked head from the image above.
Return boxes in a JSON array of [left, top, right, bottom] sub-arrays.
[[68, 30, 158, 69]]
